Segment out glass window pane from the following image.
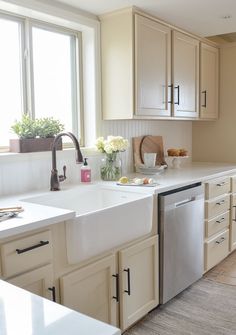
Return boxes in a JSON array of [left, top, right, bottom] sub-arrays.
[[32, 26, 77, 134], [0, 18, 23, 147]]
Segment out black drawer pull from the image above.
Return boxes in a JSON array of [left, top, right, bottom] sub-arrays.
[[124, 268, 131, 296], [215, 237, 225, 244], [216, 217, 225, 224], [216, 200, 225, 205], [216, 182, 228, 187], [16, 240, 49, 254], [48, 286, 56, 302], [112, 274, 119, 302]]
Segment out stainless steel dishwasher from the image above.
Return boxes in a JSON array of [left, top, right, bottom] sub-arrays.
[[159, 183, 204, 304]]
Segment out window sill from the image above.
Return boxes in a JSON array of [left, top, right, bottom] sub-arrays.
[[0, 147, 100, 163]]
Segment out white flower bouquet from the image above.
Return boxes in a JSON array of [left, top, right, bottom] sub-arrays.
[[95, 136, 129, 181], [95, 136, 129, 154]]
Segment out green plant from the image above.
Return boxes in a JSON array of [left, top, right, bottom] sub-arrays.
[[11, 116, 65, 139], [35, 117, 64, 138], [11, 114, 38, 139]]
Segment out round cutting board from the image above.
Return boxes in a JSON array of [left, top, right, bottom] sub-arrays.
[[140, 135, 165, 166]]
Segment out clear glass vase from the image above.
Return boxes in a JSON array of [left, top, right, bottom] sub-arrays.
[[100, 152, 122, 181]]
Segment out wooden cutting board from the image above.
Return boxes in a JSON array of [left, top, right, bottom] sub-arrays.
[[133, 135, 167, 170]]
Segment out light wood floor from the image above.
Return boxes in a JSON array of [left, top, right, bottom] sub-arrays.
[[125, 251, 236, 335], [205, 250, 236, 285]]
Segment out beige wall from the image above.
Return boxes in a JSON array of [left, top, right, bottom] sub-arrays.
[[193, 43, 236, 163]]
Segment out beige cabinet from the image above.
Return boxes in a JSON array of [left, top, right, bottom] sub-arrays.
[[119, 235, 159, 330], [60, 236, 159, 331], [60, 254, 118, 327], [204, 177, 231, 272], [172, 31, 199, 118], [0, 230, 53, 278], [230, 193, 236, 251], [101, 9, 207, 121], [200, 43, 219, 119], [135, 14, 171, 117], [205, 229, 229, 270], [8, 264, 55, 301]]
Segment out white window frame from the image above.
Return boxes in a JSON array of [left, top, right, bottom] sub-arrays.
[[0, 11, 84, 150], [0, 0, 101, 152]]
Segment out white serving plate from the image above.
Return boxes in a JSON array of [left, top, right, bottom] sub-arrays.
[[137, 164, 166, 175]]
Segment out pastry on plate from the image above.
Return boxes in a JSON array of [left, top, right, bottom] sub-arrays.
[[167, 148, 180, 156], [179, 149, 188, 156]]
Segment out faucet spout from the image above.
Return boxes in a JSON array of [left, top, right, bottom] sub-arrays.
[[50, 132, 83, 191]]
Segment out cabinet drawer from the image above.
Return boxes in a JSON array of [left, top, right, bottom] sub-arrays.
[[205, 177, 230, 200], [205, 229, 229, 271], [231, 176, 236, 194], [1, 230, 52, 278], [205, 211, 229, 238], [205, 194, 230, 220]]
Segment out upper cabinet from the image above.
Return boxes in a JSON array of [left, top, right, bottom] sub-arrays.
[[100, 8, 219, 121], [135, 15, 171, 117], [172, 31, 199, 118], [200, 43, 219, 119]]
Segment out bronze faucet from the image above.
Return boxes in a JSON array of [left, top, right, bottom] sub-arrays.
[[50, 132, 83, 191]]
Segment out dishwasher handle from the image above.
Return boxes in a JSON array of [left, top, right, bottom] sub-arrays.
[[175, 197, 196, 208]]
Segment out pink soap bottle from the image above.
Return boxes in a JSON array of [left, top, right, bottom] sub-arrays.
[[81, 158, 91, 182]]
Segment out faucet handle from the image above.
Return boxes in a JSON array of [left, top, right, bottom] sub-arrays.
[[59, 165, 67, 182]]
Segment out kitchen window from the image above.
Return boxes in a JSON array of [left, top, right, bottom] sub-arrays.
[[0, 13, 82, 149]]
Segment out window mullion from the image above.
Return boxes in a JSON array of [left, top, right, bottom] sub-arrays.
[[76, 32, 84, 145], [24, 18, 35, 119]]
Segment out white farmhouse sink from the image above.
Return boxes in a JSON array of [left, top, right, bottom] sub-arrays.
[[23, 184, 153, 263]]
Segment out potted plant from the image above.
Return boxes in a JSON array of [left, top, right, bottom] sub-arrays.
[[10, 115, 65, 153]]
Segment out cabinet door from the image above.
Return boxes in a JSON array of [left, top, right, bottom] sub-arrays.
[[60, 254, 118, 327], [230, 195, 236, 251], [200, 43, 219, 119], [8, 264, 54, 301], [119, 235, 159, 331], [172, 31, 199, 118], [135, 15, 171, 117]]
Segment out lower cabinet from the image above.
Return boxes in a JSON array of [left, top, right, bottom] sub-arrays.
[[60, 254, 118, 326], [7, 264, 55, 301], [60, 235, 159, 331], [230, 194, 236, 251], [204, 229, 229, 271], [119, 235, 159, 330]]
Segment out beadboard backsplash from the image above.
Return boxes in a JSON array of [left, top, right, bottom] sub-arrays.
[[0, 120, 192, 196], [101, 119, 192, 173]]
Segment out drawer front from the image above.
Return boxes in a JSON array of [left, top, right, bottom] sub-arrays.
[[205, 177, 230, 200], [1, 230, 52, 278], [205, 211, 230, 238], [205, 194, 230, 220], [205, 229, 229, 271], [231, 176, 236, 194]]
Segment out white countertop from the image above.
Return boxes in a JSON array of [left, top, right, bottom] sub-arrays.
[[0, 162, 236, 239], [0, 280, 121, 335]]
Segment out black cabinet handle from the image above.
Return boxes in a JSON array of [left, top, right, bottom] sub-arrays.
[[174, 85, 180, 105], [48, 286, 56, 302], [216, 200, 225, 206], [168, 84, 173, 104], [124, 268, 131, 296], [202, 90, 207, 107], [16, 240, 49, 254], [215, 237, 225, 244], [112, 274, 119, 302]]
